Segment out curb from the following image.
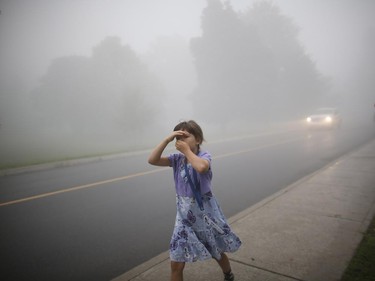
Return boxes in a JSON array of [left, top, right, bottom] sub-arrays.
[[113, 139, 374, 281]]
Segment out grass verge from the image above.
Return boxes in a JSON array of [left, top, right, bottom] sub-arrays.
[[341, 214, 375, 281]]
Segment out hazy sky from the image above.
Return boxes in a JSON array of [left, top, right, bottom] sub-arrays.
[[1, 0, 374, 91], [1, 0, 374, 164]]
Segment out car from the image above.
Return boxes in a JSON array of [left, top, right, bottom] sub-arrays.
[[306, 107, 342, 129]]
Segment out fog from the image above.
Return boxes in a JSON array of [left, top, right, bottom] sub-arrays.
[[0, 0, 374, 167]]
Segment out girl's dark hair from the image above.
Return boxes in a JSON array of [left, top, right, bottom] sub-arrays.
[[174, 120, 205, 145]]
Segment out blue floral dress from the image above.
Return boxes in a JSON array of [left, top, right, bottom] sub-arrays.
[[168, 152, 242, 262]]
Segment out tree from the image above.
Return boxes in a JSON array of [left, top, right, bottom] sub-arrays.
[[356, 27, 375, 105], [242, 1, 329, 116], [191, 0, 273, 124], [31, 36, 165, 148], [190, 0, 330, 127], [32, 55, 91, 132]]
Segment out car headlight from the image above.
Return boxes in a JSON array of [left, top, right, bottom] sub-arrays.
[[307, 117, 312, 122], [325, 116, 332, 122]]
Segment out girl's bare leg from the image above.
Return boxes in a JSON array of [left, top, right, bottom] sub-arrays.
[[215, 253, 232, 274], [170, 261, 185, 281]]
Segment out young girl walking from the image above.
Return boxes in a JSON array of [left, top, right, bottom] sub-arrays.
[[148, 120, 241, 281]]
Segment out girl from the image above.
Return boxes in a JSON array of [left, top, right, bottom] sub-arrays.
[[148, 120, 241, 281]]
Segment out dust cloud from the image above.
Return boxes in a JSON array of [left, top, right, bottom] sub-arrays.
[[0, 0, 374, 167]]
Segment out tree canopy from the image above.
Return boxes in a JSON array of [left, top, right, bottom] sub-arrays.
[[32, 36, 164, 144], [191, 0, 330, 125]]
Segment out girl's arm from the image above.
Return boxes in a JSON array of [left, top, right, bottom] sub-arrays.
[[148, 131, 188, 166], [175, 140, 210, 174], [147, 138, 171, 166], [183, 149, 210, 174]]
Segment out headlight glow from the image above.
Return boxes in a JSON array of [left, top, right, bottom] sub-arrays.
[[325, 116, 332, 122]]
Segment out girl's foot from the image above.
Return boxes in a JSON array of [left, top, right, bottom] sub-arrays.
[[224, 271, 234, 281]]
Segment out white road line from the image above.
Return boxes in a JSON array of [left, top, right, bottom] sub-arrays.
[[0, 136, 304, 207]]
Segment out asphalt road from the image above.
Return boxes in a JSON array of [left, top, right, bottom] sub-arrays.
[[1, 122, 374, 281]]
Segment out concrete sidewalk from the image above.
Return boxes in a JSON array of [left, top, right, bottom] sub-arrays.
[[113, 139, 375, 281]]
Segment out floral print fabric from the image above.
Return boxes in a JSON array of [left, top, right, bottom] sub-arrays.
[[170, 193, 242, 262]]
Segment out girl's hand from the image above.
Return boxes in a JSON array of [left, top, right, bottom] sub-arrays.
[[175, 139, 190, 154], [166, 130, 189, 143]]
